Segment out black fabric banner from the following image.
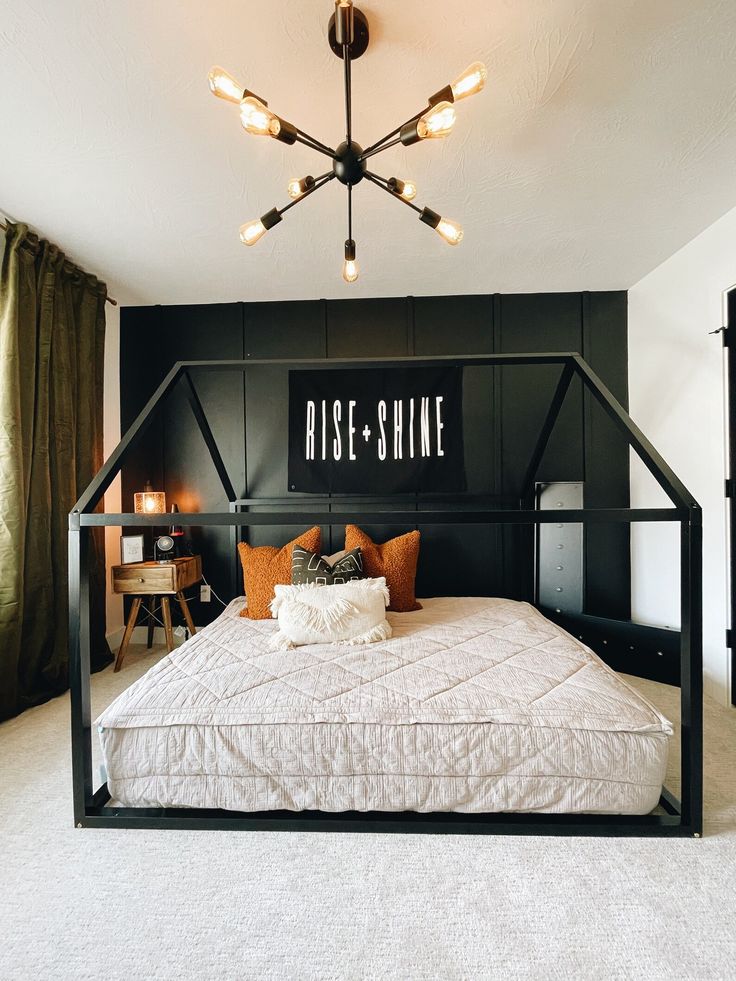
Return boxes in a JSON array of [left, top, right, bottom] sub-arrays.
[[288, 367, 465, 494]]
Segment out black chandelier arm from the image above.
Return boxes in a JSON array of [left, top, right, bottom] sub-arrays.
[[277, 173, 336, 216], [295, 125, 336, 156], [348, 183, 353, 240], [364, 170, 388, 186], [363, 170, 423, 215], [360, 109, 426, 159], [293, 132, 337, 158], [358, 137, 402, 162]]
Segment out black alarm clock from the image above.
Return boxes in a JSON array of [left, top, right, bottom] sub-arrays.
[[154, 535, 177, 563]]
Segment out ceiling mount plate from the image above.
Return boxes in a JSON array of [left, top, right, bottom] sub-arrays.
[[328, 8, 369, 60]]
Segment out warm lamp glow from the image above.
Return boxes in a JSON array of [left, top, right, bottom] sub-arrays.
[[287, 176, 315, 200], [435, 217, 463, 245], [207, 66, 245, 104], [451, 62, 487, 101], [239, 219, 268, 245], [342, 258, 359, 283], [399, 180, 417, 201], [240, 207, 282, 245], [417, 101, 456, 139], [134, 481, 167, 514], [240, 97, 281, 137], [388, 177, 417, 201]]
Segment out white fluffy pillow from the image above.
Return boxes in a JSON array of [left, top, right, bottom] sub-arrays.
[[269, 577, 391, 650]]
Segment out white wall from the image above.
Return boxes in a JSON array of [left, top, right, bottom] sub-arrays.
[[629, 205, 736, 704], [103, 303, 124, 645]]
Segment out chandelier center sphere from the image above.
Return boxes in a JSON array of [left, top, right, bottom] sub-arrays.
[[333, 141, 366, 186]]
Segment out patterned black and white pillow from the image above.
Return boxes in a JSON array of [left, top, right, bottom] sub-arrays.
[[291, 546, 365, 586]]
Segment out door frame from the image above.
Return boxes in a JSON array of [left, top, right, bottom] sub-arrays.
[[723, 285, 736, 705]]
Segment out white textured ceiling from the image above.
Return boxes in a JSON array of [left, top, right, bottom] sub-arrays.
[[2, 0, 736, 305]]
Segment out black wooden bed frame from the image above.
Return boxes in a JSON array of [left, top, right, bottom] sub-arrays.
[[69, 353, 703, 837]]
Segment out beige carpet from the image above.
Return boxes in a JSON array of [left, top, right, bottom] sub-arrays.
[[1, 645, 736, 981]]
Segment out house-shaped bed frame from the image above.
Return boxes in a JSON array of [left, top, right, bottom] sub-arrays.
[[69, 353, 702, 837]]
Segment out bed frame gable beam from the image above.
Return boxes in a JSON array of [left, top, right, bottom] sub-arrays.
[[571, 355, 698, 511], [72, 361, 186, 515], [71, 354, 699, 516], [519, 361, 576, 504], [181, 370, 237, 503]]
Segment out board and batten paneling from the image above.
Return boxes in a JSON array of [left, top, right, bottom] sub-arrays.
[[160, 303, 244, 626], [120, 291, 629, 626], [243, 300, 328, 552]]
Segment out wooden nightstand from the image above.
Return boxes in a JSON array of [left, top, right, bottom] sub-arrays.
[[111, 555, 202, 671]]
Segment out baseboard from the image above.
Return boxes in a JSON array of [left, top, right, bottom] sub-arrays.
[[106, 626, 125, 651], [704, 675, 730, 707], [106, 624, 196, 652]]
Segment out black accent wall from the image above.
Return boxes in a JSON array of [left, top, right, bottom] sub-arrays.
[[121, 291, 629, 627]]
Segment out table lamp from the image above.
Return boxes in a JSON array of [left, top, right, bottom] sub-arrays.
[[134, 480, 166, 515]]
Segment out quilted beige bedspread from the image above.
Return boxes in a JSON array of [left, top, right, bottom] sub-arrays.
[[97, 597, 672, 814]]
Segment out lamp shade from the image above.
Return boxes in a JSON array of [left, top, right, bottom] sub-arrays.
[[134, 480, 166, 515], [169, 503, 184, 537]]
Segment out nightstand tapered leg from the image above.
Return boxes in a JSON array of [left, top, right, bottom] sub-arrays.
[[161, 596, 174, 652], [115, 597, 142, 672], [176, 591, 196, 637]]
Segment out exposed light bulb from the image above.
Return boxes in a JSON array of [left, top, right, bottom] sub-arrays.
[[240, 96, 281, 137], [240, 219, 268, 246], [451, 62, 487, 101], [207, 66, 245, 104], [342, 258, 359, 283], [417, 101, 456, 139], [342, 239, 358, 282], [287, 176, 315, 200], [388, 177, 418, 200], [435, 218, 464, 246], [398, 179, 417, 201]]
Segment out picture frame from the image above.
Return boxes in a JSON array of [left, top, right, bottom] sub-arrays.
[[120, 534, 145, 565]]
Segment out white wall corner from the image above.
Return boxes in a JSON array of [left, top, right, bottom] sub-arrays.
[[628, 204, 736, 706]]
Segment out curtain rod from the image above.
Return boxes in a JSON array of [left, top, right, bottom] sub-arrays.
[[0, 217, 118, 306]]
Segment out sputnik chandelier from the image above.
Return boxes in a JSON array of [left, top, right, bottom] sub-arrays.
[[208, 0, 486, 283]]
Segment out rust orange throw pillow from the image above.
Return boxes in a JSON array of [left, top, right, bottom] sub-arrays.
[[344, 525, 422, 613], [238, 527, 321, 619]]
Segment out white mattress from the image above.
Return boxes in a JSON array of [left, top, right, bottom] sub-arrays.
[[97, 597, 673, 814]]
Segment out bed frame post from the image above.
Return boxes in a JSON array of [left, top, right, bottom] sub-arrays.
[[680, 509, 703, 835], [230, 501, 240, 599], [68, 515, 93, 826]]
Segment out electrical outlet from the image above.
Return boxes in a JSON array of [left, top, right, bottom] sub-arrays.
[[200, 584, 211, 603], [174, 625, 186, 638]]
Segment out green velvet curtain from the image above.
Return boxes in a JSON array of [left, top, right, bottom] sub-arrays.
[[0, 222, 111, 721]]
